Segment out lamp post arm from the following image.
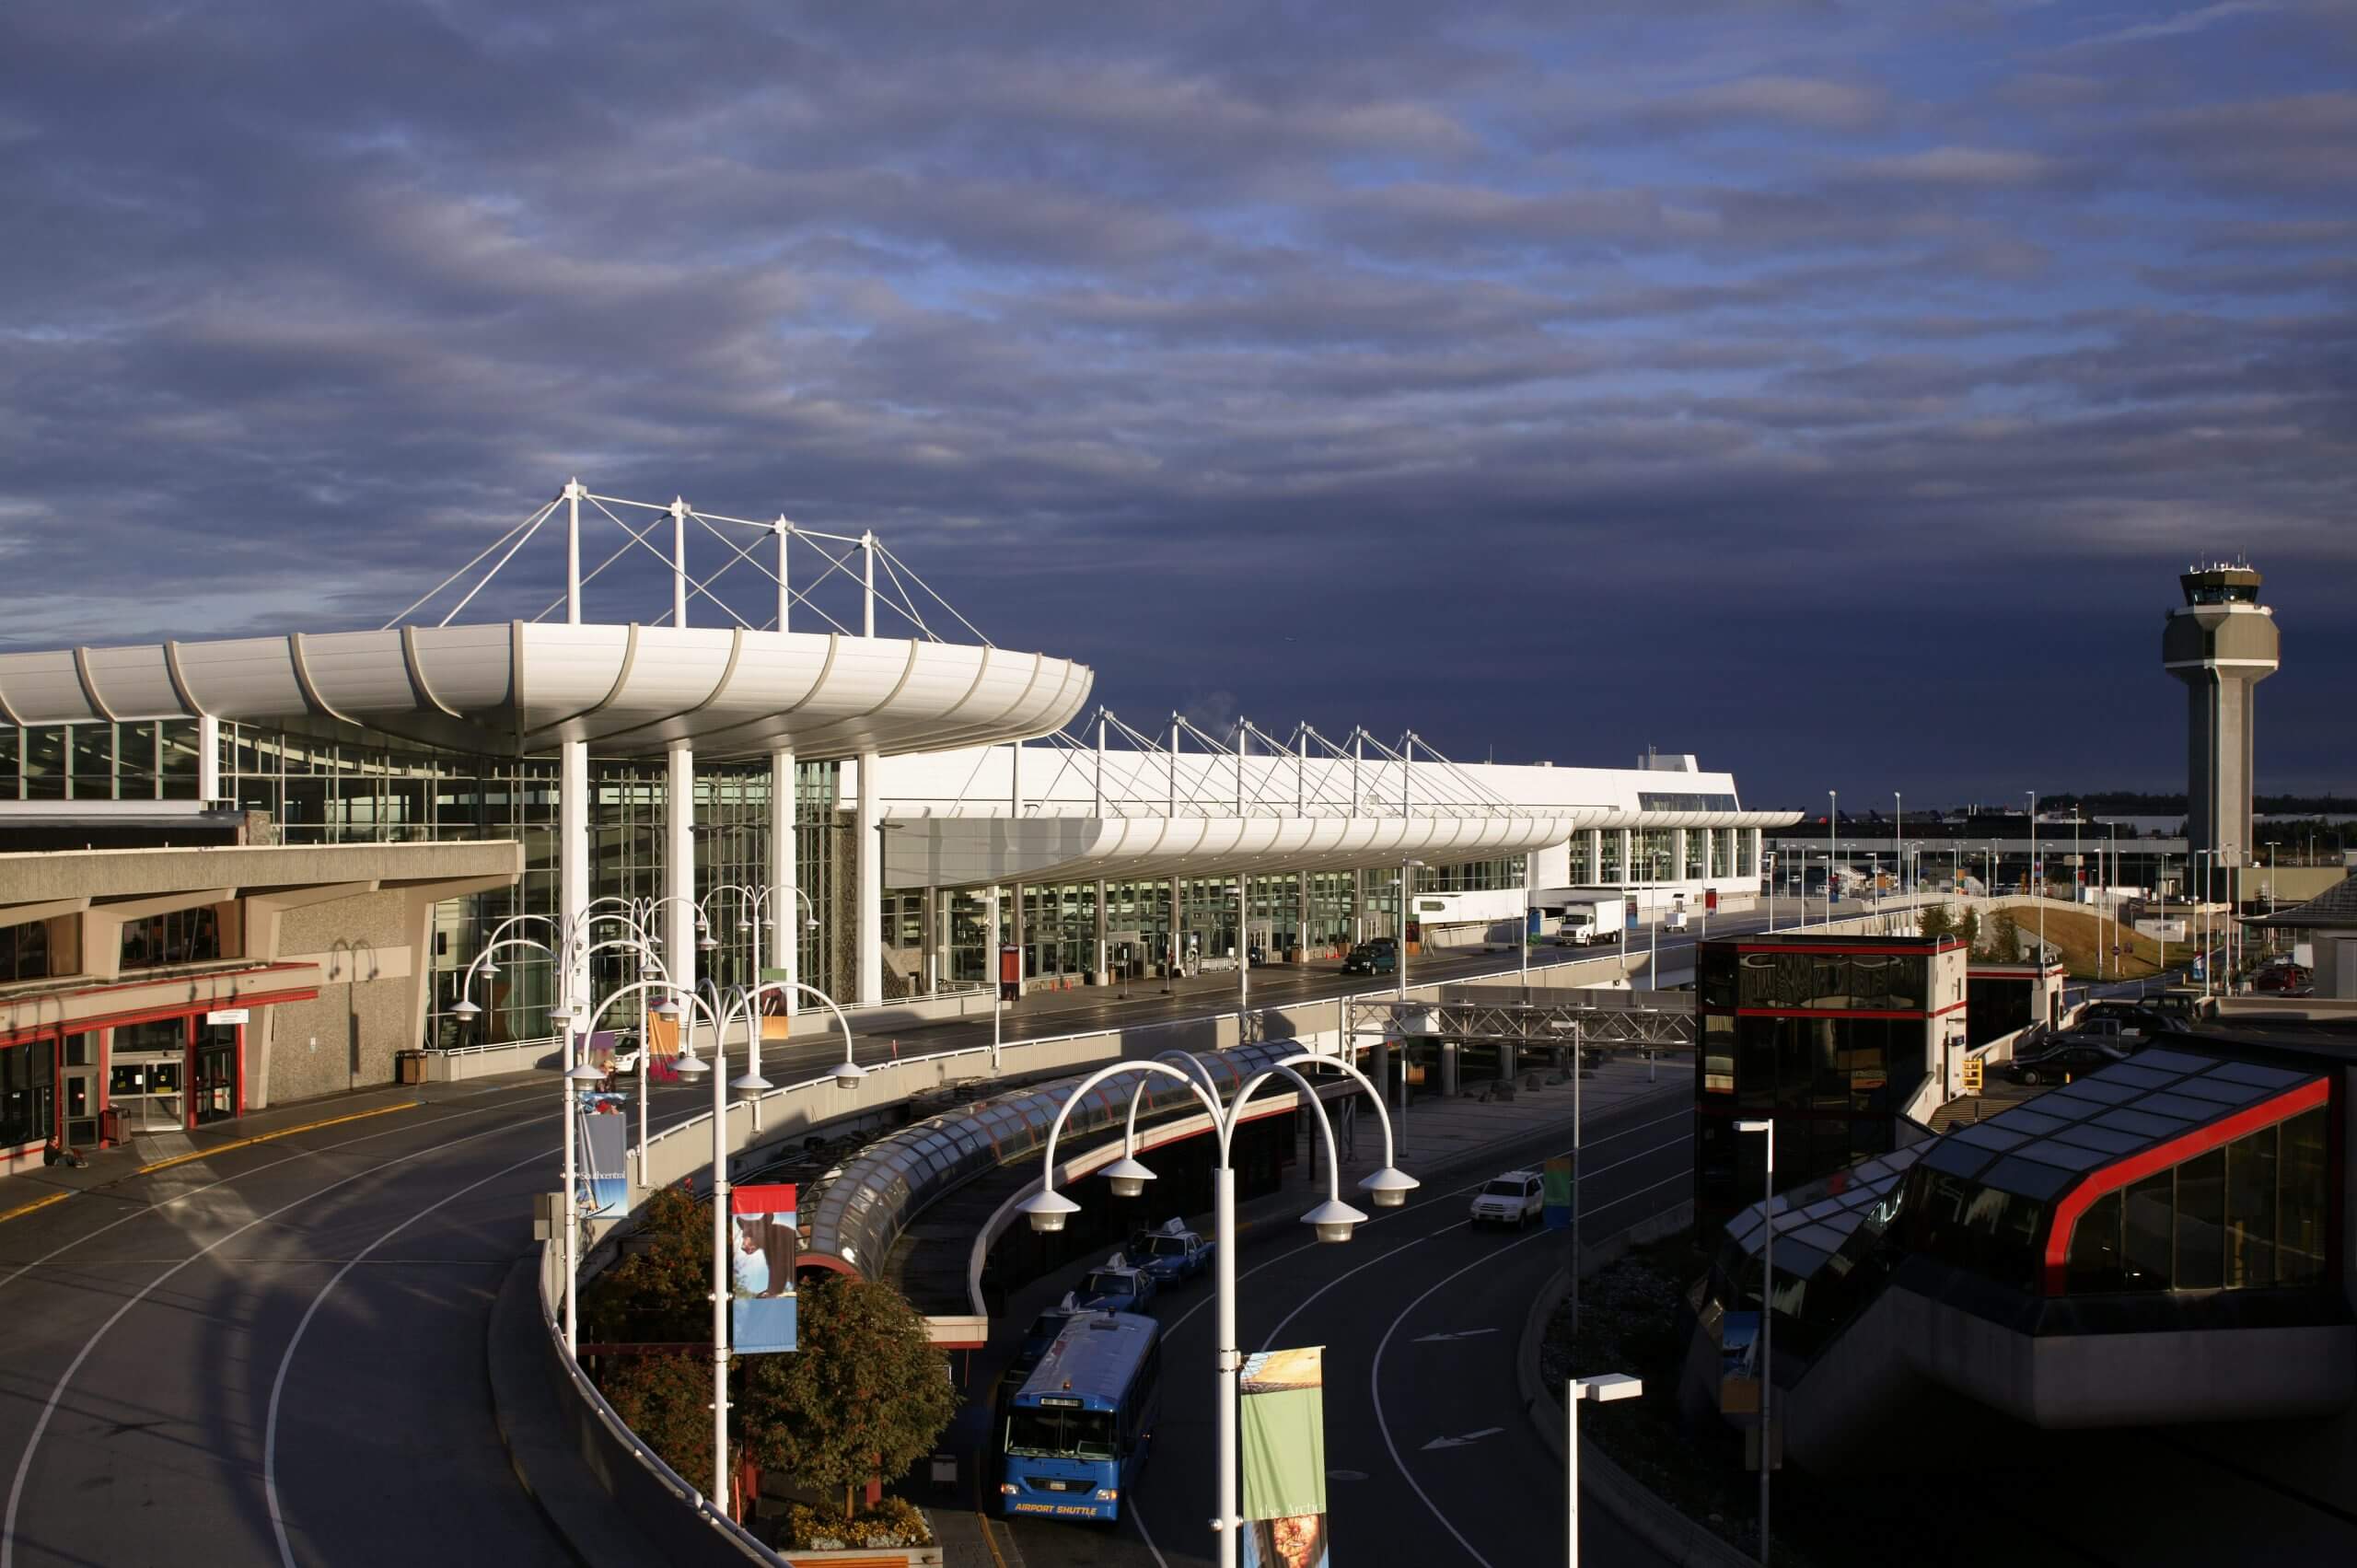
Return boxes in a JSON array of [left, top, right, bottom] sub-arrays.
[[1037, 1061, 1223, 1192], [1220, 1063, 1344, 1202], [1273, 1051, 1400, 1172], [783, 981, 860, 1070], [1123, 1048, 1234, 1156], [458, 935, 561, 1003]]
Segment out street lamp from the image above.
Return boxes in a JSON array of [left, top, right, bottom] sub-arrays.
[[1734, 1118, 1774, 1566], [1825, 790, 1836, 926], [670, 981, 780, 1520], [1395, 857, 1427, 1153], [1567, 1373, 1643, 1568], [1017, 1051, 1409, 1568]]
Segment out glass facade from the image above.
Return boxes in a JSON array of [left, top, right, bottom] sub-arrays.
[[1694, 935, 1957, 1222], [1567, 833, 1592, 883], [0, 720, 205, 801], [2061, 1106, 2328, 1294]]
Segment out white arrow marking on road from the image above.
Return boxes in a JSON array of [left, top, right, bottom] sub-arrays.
[[1421, 1426, 1505, 1451], [1412, 1328, 1499, 1343]]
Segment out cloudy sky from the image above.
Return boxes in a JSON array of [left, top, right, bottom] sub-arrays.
[[4, 1, 2351, 806]]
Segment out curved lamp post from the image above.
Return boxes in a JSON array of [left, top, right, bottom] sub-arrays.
[[1016, 1051, 1412, 1568]]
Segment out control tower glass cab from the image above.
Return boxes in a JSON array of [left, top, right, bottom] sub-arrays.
[[2163, 562, 2279, 897]]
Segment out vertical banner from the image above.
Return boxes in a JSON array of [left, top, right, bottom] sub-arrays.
[[1239, 1346, 1329, 1568], [729, 1182, 799, 1354], [1719, 1310, 1761, 1414], [576, 1088, 629, 1216], [1542, 1156, 1573, 1230]]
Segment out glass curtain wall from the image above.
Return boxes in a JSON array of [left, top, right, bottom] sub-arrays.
[[0, 720, 202, 801]]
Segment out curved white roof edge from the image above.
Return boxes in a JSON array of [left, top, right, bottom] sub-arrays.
[[0, 623, 1093, 762], [887, 812, 1598, 889]]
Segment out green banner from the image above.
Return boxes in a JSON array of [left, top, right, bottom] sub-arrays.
[[1239, 1346, 1328, 1565]]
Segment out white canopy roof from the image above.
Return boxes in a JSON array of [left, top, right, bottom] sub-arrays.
[[883, 812, 1594, 889], [0, 623, 1092, 762]]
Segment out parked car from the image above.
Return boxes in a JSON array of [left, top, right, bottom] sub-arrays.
[[1129, 1220, 1213, 1284], [2075, 1002, 2172, 1040], [2254, 963, 2312, 994], [1007, 1297, 1080, 1381], [1469, 1169, 1544, 1229], [1341, 943, 1397, 977], [1073, 1257, 1156, 1314], [2002, 1040, 2130, 1086]]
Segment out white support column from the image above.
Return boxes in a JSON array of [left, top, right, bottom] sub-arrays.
[[855, 749, 882, 1007], [1673, 829, 1689, 888], [1168, 877, 1183, 980], [562, 740, 590, 1008], [670, 498, 689, 628], [197, 714, 221, 805], [1295, 872, 1311, 963], [1009, 739, 1026, 997], [860, 530, 877, 638], [1167, 714, 1179, 817], [1093, 879, 1109, 985], [1296, 729, 1306, 818], [769, 748, 797, 1016], [565, 479, 585, 625], [1095, 712, 1106, 817], [666, 745, 697, 1001], [1401, 733, 1412, 819], [923, 885, 940, 994], [1353, 867, 1365, 944], [774, 517, 791, 633], [1235, 720, 1247, 814]]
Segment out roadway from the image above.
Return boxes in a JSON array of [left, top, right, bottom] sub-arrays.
[[0, 1071, 728, 1568], [998, 1074, 1697, 1568]]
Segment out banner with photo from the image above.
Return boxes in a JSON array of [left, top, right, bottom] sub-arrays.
[[729, 1182, 799, 1354], [1239, 1345, 1329, 1568], [575, 1088, 629, 1217], [1543, 1156, 1573, 1230]]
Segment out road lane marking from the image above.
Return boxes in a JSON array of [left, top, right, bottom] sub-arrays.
[[264, 1141, 558, 1568], [0, 1086, 563, 1294], [1368, 1225, 1559, 1568], [0, 1194, 67, 1226], [1412, 1328, 1497, 1343], [134, 1099, 422, 1174], [1422, 1427, 1505, 1451]]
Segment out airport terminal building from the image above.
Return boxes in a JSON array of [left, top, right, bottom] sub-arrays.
[[0, 482, 1795, 1161]]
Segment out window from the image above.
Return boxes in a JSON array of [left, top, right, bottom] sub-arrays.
[[120, 905, 233, 970], [1, 920, 51, 982], [0, 1038, 54, 1148], [2065, 1190, 2125, 1292], [1567, 835, 1593, 883], [2061, 1103, 2329, 1295], [1701, 1015, 1735, 1095]]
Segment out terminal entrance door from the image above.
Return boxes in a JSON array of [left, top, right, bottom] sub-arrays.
[[61, 1032, 99, 1148], [194, 1021, 240, 1124], [109, 1016, 191, 1133]]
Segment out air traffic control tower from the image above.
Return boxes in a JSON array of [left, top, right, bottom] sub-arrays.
[[2163, 562, 2278, 892]]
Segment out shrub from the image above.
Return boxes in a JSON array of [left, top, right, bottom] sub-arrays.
[[784, 1496, 933, 1551]]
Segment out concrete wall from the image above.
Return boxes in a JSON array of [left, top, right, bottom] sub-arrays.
[[258, 889, 417, 1106]]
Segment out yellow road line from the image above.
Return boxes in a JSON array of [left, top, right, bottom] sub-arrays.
[[0, 1192, 69, 1225], [975, 1513, 1012, 1568], [134, 1099, 423, 1175]]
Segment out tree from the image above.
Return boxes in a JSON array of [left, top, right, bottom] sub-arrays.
[[1956, 908, 1981, 956], [738, 1276, 959, 1521], [1918, 905, 1953, 942], [599, 1351, 714, 1488], [1981, 908, 2018, 961], [581, 1185, 714, 1345]]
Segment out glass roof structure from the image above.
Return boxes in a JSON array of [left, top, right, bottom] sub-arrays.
[[803, 1040, 1325, 1278], [1912, 1047, 2319, 1203], [1724, 1142, 1925, 1283]]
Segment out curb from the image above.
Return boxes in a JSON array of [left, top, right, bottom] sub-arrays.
[[1516, 1221, 1759, 1568], [486, 1254, 668, 1568]]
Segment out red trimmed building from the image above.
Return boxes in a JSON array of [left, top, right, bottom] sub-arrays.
[[1694, 931, 1969, 1225], [1, 838, 518, 1170]]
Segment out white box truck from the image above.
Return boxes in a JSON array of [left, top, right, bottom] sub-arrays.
[[1537, 890, 1627, 946]]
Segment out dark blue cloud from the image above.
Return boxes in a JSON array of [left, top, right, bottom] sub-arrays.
[[0, 1, 2350, 804]]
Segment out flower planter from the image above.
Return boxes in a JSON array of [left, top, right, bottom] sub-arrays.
[[777, 1545, 942, 1567]]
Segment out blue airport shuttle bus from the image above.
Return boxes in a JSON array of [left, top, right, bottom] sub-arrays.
[[998, 1311, 1162, 1522]]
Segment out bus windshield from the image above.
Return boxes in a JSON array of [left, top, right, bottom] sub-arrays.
[[1005, 1408, 1118, 1460]]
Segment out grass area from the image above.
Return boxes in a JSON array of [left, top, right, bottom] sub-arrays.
[[2000, 903, 2174, 981]]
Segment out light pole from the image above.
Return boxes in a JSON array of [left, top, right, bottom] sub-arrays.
[[1734, 1117, 1774, 1567], [1018, 1053, 1414, 1568], [1825, 791, 1836, 926], [1893, 791, 1903, 897], [1568, 1373, 1643, 1568], [2026, 790, 2044, 970], [1396, 856, 1426, 1151], [451, 914, 625, 1356], [1647, 852, 1667, 993], [703, 882, 819, 1124]]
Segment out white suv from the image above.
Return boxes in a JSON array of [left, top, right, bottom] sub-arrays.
[[1469, 1169, 1544, 1229]]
